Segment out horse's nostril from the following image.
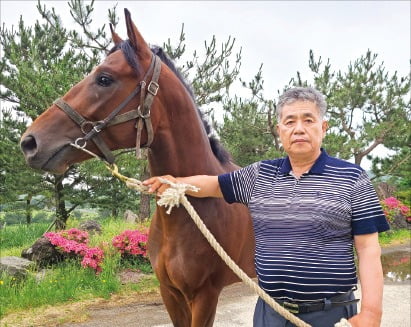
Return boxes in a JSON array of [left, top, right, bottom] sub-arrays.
[[21, 135, 38, 156]]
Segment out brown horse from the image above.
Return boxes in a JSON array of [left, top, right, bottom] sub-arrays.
[[20, 9, 255, 326]]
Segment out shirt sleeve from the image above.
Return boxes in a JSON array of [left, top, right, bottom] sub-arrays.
[[218, 162, 260, 205], [351, 170, 390, 235]]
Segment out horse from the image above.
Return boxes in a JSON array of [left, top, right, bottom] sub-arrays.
[[20, 9, 255, 326]]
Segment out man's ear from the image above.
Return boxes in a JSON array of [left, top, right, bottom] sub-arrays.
[[322, 120, 328, 135]]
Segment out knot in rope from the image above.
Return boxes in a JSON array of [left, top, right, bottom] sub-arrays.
[[125, 178, 149, 193], [334, 318, 352, 327], [156, 177, 199, 214]]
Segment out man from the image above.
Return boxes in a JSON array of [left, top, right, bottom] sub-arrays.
[[144, 87, 389, 327]]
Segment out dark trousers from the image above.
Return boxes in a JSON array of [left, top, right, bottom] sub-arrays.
[[253, 291, 357, 327]]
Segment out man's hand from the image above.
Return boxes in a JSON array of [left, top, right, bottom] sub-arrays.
[[143, 175, 177, 195], [348, 308, 382, 327]]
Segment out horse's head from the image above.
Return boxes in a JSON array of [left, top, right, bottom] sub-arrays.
[[20, 9, 162, 174]]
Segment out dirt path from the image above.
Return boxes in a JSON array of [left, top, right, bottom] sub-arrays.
[[61, 282, 257, 327], [58, 281, 410, 327]]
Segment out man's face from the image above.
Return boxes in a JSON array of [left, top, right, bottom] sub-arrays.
[[276, 100, 327, 159]]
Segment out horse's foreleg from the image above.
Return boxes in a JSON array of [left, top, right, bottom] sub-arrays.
[[160, 284, 192, 327], [191, 284, 220, 327]]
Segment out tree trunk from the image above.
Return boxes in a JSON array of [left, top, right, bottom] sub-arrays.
[[54, 174, 68, 230], [138, 162, 151, 221], [25, 194, 32, 224], [354, 154, 363, 166], [111, 207, 119, 217]]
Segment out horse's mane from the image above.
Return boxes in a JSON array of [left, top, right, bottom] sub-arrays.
[[108, 41, 231, 164]]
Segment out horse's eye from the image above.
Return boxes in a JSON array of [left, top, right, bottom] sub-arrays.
[[96, 75, 113, 87]]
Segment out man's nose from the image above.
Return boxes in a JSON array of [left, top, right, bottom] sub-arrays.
[[293, 120, 305, 133]]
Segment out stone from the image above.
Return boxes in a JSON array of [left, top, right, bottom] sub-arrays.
[[124, 210, 138, 223], [0, 256, 35, 279], [78, 220, 102, 234], [390, 213, 410, 230], [21, 236, 65, 267]]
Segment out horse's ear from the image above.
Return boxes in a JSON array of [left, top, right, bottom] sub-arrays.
[[124, 8, 151, 59], [110, 23, 123, 46]]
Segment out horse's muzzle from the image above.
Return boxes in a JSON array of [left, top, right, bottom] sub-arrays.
[[20, 134, 38, 162], [20, 133, 70, 174]]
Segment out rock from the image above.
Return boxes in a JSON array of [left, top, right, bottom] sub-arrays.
[[78, 220, 102, 234], [21, 236, 64, 267], [0, 256, 35, 279], [390, 213, 410, 230], [124, 210, 138, 223]]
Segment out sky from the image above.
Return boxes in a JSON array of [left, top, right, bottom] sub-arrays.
[[1, 1, 409, 96], [1, 0, 410, 168]]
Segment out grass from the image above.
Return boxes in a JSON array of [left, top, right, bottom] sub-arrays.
[[0, 259, 118, 316], [379, 228, 410, 246], [0, 218, 154, 319], [0, 222, 49, 256]]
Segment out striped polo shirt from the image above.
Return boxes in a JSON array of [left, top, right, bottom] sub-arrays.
[[218, 149, 389, 302]]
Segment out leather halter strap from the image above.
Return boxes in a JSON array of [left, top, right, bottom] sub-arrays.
[[53, 54, 161, 164]]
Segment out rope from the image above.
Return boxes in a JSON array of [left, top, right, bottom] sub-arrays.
[[106, 163, 352, 327]]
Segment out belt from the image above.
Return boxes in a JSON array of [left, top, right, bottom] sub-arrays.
[[277, 290, 359, 314]]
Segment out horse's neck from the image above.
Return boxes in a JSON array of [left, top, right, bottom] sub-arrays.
[[148, 88, 223, 177]]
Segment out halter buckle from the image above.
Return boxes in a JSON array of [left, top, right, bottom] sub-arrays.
[[147, 81, 159, 96], [93, 124, 102, 133]]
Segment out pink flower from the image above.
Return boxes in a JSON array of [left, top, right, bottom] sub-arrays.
[[81, 247, 104, 273], [381, 197, 411, 225], [112, 230, 149, 258], [383, 197, 400, 209], [400, 205, 410, 215], [44, 229, 104, 274]]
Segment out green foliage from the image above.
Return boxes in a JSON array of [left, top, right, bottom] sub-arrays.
[[218, 65, 285, 166], [371, 146, 411, 191], [163, 24, 242, 109], [396, 189, 411, 207], [219, 96, 281, 167], [77, 152, 154, 217], [0, 110, 45, 210], [0, 15, 96, 119]]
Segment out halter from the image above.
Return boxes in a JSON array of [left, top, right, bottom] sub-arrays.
[[53, 53, 162, 163]]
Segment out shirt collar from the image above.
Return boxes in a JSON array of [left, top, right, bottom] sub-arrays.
[[279, 148, 329, 175]]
